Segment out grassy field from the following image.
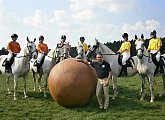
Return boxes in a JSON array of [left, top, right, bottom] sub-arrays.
[[0, 73, 165, 120]]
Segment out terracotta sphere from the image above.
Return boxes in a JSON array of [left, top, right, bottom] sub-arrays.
[[48, 58, 97, 107]]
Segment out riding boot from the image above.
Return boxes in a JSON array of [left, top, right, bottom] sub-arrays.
[[159, 60, 164, 74], [37, 63, 41, 73], [5, 60, 10, 73], [123, 65, 127, 76]]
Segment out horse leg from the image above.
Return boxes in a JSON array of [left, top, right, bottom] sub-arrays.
[[32, 70, 37, 92], [37, 73, 42, 92], [112, 76, 118, 99], [13, 75, 18, 100], [6, 77, 11, 94], [23, 75, 28, 98], [148, 75, 155, 102], [43, 74, 48, 97], [139, 75, 145, 101], [160, 74, 165, 97]]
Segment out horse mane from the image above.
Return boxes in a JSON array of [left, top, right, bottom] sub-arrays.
[[143, 46, 148, 55], [17, 46, 28, 56], [99, 42, 115, 54], [47, 47, 56, 57]]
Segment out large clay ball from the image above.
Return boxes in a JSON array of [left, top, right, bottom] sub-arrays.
[[48, 58, 97, 107]]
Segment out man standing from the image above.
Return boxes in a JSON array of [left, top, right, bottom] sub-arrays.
[[91, 53, 112, 110]]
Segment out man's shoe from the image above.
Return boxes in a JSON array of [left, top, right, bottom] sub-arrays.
[[99, 106, 103, 110], [104, 106, 108, 110]]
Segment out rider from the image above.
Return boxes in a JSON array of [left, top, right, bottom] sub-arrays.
[[117, 33, 131, 76], [5, 33, 21, 73], [57, 35, 67, 48], [36, 35, 48, 73], [147, 30, 164, 73], [79, 36, 89, 54], [57, 35, 71, 57]]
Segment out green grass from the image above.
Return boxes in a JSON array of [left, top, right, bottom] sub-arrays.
[[0, 73, 165, 120]]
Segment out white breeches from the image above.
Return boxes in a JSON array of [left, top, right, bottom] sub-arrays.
[[37, 53, 44, 64], [7, 52, 13, 61], [150, 51, 160, 62], [122, 52, 130, 65]]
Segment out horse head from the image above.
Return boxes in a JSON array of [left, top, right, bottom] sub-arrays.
[[135, 34, 146, 59], [76, 42, 85, 59], [26, 37, 37, 59], [86, 38, 101, 58], [56, 43, 70, 61]]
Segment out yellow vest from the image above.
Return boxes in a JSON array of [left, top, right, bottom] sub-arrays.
[[119, 41, 131, 53], [148, 38, 162, 50], [83, 43, 88, 52]]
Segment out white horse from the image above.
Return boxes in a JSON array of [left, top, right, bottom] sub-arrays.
[[56, 43, 71, 61], [76, 43, 87, 61], [135, 35, 165, 102], [30, 43, 70, 97], [86, 39, 139, 99], [0, 37, 37, 100]]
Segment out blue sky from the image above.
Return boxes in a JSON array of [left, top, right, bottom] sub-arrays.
[[0, 0, 165, 48]]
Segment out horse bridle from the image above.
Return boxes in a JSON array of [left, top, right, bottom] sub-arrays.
[[16, 43, 37, 58], [136, 48, 152, 63], [87, 42, 117, 56]]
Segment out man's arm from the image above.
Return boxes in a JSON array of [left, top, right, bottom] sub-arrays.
[[104, 71, 112, 86]]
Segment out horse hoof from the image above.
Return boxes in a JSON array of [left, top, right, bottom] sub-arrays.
[[150, 100, 154, 103], [112, 97, 115, 100], [24, 95, 28, 98], [159, 94, 163, 97], [14, 97, 17, 100], [140, 98, 144, 101], [44, 94, 47, 98]]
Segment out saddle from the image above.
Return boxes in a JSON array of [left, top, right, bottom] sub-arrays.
[[151, 53, 164, 75], [34, 56, 45, 74], [2, 54, 16, 73], [118, 54, 135, 77], [118, 54, 134, 68]]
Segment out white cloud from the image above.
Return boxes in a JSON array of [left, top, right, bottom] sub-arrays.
[[121, 20, 160, 39], [70, 0, 137, 14], [23, 9, 48, 28], [0, 0, 164, 49]]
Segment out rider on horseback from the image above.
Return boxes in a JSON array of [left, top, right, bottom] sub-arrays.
[[57, 35, 68, 48], [147, 30, 164, 74], [117, 33, 131, 76], [36, 35, 48, 73], [79, 36, 89, 54], [5, 33, 21, 73]]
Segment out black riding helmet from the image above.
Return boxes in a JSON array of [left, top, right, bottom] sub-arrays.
[[80, 36, 85, 41], [39, 35, 44, 40], [61, 35, 66, 42], [122, 33, 128, 38], [11, 33, 18, 38], [152, 30, 157, 35]]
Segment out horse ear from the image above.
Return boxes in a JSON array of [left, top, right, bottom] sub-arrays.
[[27, 37, 30, 42], [141, 34, 144, 40], [34, 38, 36, 42], [135, 35, 138, 40], [95, 38, 98, 44]]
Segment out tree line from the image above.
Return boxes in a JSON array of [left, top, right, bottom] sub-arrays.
[[1, 37, 165, 57]]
